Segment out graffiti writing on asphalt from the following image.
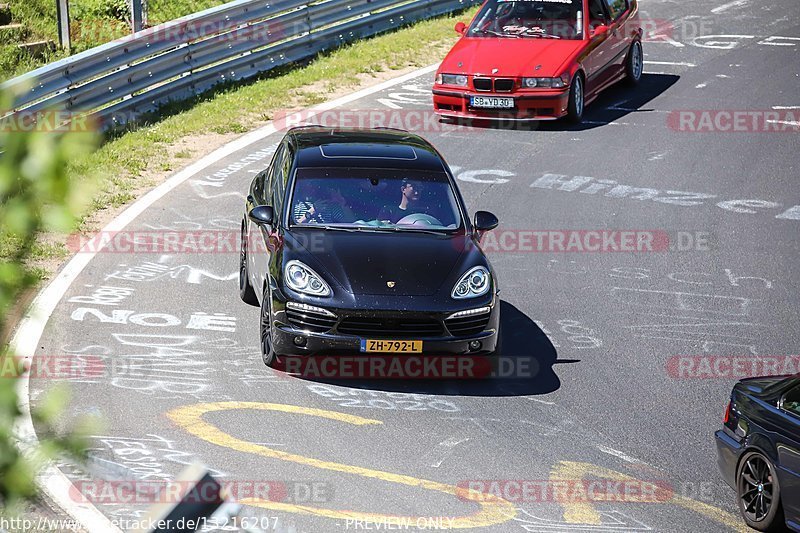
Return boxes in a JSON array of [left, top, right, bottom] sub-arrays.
[[545, 261, 772, 355], [167, 403, 748, 530], [142, 210, 239, 231], [376, 84, 433, 110], [105, 261, 237, 284], [68, 285, 135, 307], [530, 173, 800, 221], [71, 308, 236, 332], [307, 384, 461, 412], [513, 507, 649, 532], [538, 319, 603, 350], [189, 143, 278, 199], [448, 167, 800, 222], [87, 433, 226, 481]]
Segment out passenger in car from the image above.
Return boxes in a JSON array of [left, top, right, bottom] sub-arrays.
[[294, 185, 355, 224]]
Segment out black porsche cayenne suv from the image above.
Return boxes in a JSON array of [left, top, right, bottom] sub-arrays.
[[239, 127, 500, 367]]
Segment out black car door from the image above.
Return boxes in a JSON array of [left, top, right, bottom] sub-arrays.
[[778, 384, 800, 524], [250, 142, 286, 292]]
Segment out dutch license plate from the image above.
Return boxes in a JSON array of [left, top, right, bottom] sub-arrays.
[[360, 339, 423, 353], [470, 96, 515, 109]]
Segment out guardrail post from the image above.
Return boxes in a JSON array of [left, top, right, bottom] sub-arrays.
[[130, 0, 145, 32], [56, 0, 70, 51]]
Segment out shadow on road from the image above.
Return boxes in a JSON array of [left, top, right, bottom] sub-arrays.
[[277, 301, 562, 397], [442, 73, 680, 132]]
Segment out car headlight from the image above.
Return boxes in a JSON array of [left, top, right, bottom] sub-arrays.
[[522, 73, 570, 89], [285, 260, 331, 297], [437, 73, 469, 87], [452, 266, 492, 299]]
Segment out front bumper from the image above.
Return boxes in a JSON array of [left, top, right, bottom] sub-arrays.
[[432, 87, 570, 121], [714, 429, 742, 489], [270, 295, 500, 357]]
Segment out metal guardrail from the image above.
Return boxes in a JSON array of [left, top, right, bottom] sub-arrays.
[[1, 0, 480, 130]]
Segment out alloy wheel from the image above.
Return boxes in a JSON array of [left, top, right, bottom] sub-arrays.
[[738, 454, 774, 523]]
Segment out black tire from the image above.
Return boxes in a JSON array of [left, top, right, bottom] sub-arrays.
[[736, 451, 787, 532], [260, 286, 277, 367], [239, 223, 259, 306], [565, 73, 584, 124], [624, 40, 643, 87]]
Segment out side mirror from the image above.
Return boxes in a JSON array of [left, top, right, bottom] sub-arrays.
[[455, 22, 467, 35], [248, 205, 274, 227], [591, 24, 609, 37], [474, 211, 499, 232]]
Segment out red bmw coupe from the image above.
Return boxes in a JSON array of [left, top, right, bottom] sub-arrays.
[[432, 0, 643, 123]]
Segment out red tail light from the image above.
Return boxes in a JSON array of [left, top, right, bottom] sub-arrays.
[[723, 401, 732, 424]]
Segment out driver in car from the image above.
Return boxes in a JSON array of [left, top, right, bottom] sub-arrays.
[[378, 178, 426, 223]]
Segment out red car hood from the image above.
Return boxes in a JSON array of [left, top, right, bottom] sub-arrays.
[[441, 37, 585, 78]]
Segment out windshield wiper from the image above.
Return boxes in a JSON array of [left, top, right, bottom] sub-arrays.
[[300, 225, 449, 236], [473, 28, 520, 38], [385, 227, 450, 236]]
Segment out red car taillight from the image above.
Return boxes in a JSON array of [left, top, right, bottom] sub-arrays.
[[723, 401, 732, 424]]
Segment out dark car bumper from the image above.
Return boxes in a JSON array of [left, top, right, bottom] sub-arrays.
[[432, 87, 570, 121], [715, 429, 743, 489], [269, 292, 500, 357]]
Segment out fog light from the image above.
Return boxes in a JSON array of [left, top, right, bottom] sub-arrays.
[[293, 336, 307, 347], [469, 340, 482, 352]]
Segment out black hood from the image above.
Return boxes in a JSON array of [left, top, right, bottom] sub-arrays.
[[285, 230, 478, 297]]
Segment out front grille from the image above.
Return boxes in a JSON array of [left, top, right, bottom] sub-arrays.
[[445, 313, 491, 337], [473, 77, 492, 91], [337, 317, 444, 337], [494, 78, 514, 92], [286, 308, 337, 333]]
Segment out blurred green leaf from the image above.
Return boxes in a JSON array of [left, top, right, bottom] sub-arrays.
[[0, 87, 99, 512]]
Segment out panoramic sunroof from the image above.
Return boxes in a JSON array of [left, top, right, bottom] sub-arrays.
[[319, 143, 418, 160]]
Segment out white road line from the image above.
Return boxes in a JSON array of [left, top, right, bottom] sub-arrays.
[[644, 60, 697, 67], [772, 106, 800, 110], [767, 120, 800, 127], [430, 437, 469, 468], [10, 62, 441, 533], [711, 0, 748, 14], [596, 444, 643, 464], [526, 397, 556, 405]]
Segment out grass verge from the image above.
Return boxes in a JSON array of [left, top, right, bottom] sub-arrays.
[[3, 7, 477, 274], [1, 0, 231, 79]]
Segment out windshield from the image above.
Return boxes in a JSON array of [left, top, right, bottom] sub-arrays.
[[468, 0, 583, 40], [289, 168, 463, 233]]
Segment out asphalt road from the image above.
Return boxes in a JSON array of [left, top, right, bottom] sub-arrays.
[[29, 0, 800, 531]]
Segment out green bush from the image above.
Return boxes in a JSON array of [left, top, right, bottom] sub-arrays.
[[0, 89, 97, 513], [71, 0, 130, 22]]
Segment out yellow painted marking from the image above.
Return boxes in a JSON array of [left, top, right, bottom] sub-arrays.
[[167, 402, 515, 528], [550, 461, 749, 531]]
